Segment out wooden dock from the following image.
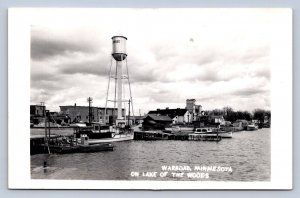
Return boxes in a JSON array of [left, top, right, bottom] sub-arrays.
[[134, 131, 221, 141]]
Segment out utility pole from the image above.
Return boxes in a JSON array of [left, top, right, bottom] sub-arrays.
[[74, 103, 77, 123], [87, 97, 93, 124]]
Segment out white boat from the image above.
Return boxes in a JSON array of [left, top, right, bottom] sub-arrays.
[[189, 128, 223, 141], [193, 127, 233, 138], [247, 124, 258, 131], [74, 122, 134, 143], [194, 128, 214, 134], [165, 125, 194, 133], [88, 133, 134, 144]]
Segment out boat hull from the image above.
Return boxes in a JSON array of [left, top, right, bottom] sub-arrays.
[[247, 125, 258, 131], [194, 132, 232, 138], [188, 134, 222, 141], [49, 143, 114, 154], [88, 133, 134, 144], [217, 131, 233, 138]]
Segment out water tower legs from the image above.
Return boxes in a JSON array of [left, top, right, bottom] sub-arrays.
[[117, 59, 123, 119]]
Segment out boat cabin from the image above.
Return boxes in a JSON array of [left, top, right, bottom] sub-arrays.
[[194, 128, 214, 134], [74, 122, 112, 139]]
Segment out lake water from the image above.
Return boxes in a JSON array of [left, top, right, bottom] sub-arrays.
[[31, 128, 270, 181]]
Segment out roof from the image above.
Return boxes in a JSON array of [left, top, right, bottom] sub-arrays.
[[147, 108, 188, 118], [112, 35, 127, 40], [30, 105, 45, 107], [145, 114, 172, 122], [128, 116, 145, 120]]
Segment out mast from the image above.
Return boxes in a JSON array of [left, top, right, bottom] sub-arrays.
[[128, 99, 131, 126]]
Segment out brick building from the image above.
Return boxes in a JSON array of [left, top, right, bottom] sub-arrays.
[[59, 105, 125, 124]]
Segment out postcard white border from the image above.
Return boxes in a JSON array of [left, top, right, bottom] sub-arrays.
[[8, 8, 293, 189]]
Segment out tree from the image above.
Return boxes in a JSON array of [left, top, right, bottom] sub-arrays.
[[223, 106, 233, 116], [265, 110, 271, 119], [210, 108, 223, 116], [242, 111, 252, 121], [223, 106, 236, 122], [253, 109, 267, 123]]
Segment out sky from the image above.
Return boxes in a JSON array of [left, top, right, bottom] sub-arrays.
[[30, 8, 276, 115]]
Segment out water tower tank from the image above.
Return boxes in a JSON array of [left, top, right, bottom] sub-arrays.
[[112, 36, 127, 61]]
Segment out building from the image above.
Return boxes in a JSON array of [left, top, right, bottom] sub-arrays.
[[98, 107, 126, 125], [193, 115, 225, 128], [30, 105, 46, 124], [209, 115, 225, 125], [185, 99, 202, 121], [186, 99, 196, 114], [30, 105, 45, 117], [148, 108, 192, 124], [60, 105, 99, 123], [142, 114, 173, 130], [48, 112, 71, 125], [59, 105, 125, 124]]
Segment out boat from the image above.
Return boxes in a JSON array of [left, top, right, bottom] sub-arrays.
[[47, 142, 114, 154], [189, 128, 222, 141], [74, 122, 134, 143], [31, 109, 116, 155], [194, 128, 214, 134], [164, 125, 194, 133], [247, 124, 259, 131], [48, 142, 114, 154], [50, 133, 114, 153], [263, 122, 271, 128], [31, 134, 114, 155], [194, 127, 233, 138]]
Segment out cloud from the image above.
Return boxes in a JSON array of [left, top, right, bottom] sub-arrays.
[[59, 55, 110, 76], [31, 26, 101, 61], [31, 36, 98, 61], [232, 88, 269, 97], [29, 9, 274, 113]]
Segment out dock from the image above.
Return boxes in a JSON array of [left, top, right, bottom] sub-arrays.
[[133, 131, 221, 141]]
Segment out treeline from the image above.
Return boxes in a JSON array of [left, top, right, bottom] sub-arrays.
[[207, 106, 271, 123]]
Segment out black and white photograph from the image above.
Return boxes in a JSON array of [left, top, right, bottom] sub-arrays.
[[8, 8, 292, 189]]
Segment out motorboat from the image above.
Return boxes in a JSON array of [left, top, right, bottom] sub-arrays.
[[74, 122, 134, 143], [193, 127, 232, 138], [247, 124, 259, 131]]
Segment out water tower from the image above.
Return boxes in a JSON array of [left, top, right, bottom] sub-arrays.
[[104, 36, 134, 127]]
